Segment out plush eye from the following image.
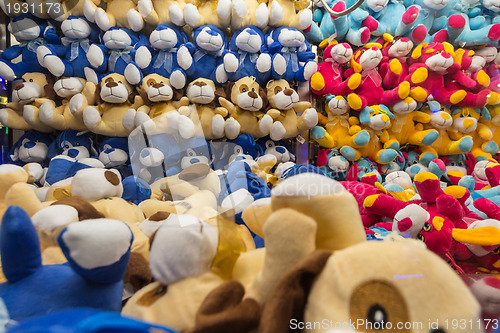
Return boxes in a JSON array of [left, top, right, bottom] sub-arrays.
[[367, 304, 388, 327], [104, 144, 112, 150], [251, 87, 255, 92], [64, 144, 69, 149], [417, 234, 425, 242], [493, 247, 500, 255], [266, 140, 274, 148], [105, 77, 114, 83], [364, 167, 368, 172], [274, 87, 282, 95], [76, 142, 80, 146], [412, 160, 418, 165], [240, 84, 249, 93], [29, 79, 33, 82], [246, 150, 250, 154], [451, 161, 456, 166], [458, 161, 464, 166], [187, 149, 196, 157], [235, 146, 242, 154], [35, 139, 39, 143], [423, 222, 432, 232], [118, 81, 122, 84], [147, 79, 155, 86]]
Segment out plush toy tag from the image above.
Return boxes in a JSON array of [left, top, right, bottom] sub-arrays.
[[296, 135, 306, 144]]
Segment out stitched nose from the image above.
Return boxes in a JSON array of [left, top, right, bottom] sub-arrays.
[[276, 147, 286, 153], [67, 148, 79, 158], [24, 141, 35, 149], [190, 158, 200, 164], [442, 52, 451, 59], [14, 83, 24, 90], [194, 81, 206, 87], [141, 149, 150, 158], [248, 91, 258, 98], [441, 113, 450, 120], [106, 82, 118, 87], [371, 46, 378, 51], [283, 89, 293, 96], [153, 83, 163, 88]]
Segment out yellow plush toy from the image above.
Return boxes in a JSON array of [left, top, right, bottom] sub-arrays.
[[184, 0, 231, 28], [86, 0, 144, 31], [135, 0, 187, 27], [267, 0, 311, 31], [264, 79, 318, 140], [230, 0, 269, 30]]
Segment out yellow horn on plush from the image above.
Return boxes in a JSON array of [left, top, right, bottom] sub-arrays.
[[452, 226, 500, 246]]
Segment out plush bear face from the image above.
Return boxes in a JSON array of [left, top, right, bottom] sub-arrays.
[[475, 46, 498, 64], [445, 154, 468, 175], [420, 43, 454, 72], [422, 0, 449, 10], [61, 17, 90, 39], [261, 139, 295, 163], [385, 170, 413, 189], [194, 26, 225, 53], [17, 132, 51, 163], [181, 148, 211, 169], [99, 138, 129, 168], [356, 158, 381, 180], [353, 46, 382, 72], [473, 159, 495, 182], [12, 73, 52, 104], [140, 74, 173, 102], [276, 28, 305, 48], [326, 150, 350, 174], [326, 43, 352, 65], [404, 152, 428, 178], [54, 77, 85, 98], [468, 55, 486, 73], [149, 26, 179, 49], [57, 132, 93, 160], [234, 27, 263, 53], [361, 105, 393, 131], [387, 38, 413, 58], [325, 95, 349, 116], [451, 107, 479, 134], [391, 98, 417, 115], [427, 107, 452, 129], [483, 0, 500, 12], [266, 80, 298, 111], [366, 0, 389, 12], [229, 77, 264, 112], [8, 17, 41, 41], [103, 29, 132, 49], [187, 78, 216, 104], [99, 73, 134, 104]]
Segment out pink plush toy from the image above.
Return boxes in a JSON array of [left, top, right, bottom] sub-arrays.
[[344, 43, 411, 111], [310, 41, 361, 98]]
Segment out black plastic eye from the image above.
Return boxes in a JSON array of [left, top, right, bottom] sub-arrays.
[[76, 142, 80, 146], [493, 247, 500, 255], [65, 145, 69, 148], [29, 79, 33, 82], [366, 304, 388, 326], [423, 223, 432, 232], [417, 234, 425, 242]]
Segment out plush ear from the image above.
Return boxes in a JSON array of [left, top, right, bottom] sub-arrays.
[[225, 82, 235, 101], [172, 88, 184, 101], [259, 250, 332, 333], [136, 85, 151, 106], [346, 163, 359, 181], [411, 43, 428, 59], [215, 86, 226, 100], [259, 86, 268, 110], [43, 75, 57, 100], [359, 107, 371, 124], [442, 42, 455, 57], [94, 82, 102, 105], [128, 88, 137, 104]]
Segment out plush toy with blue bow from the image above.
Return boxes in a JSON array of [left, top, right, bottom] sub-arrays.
[[8, 130, 54, 166], [0, 206, 133, 322], [223, 26, 272, 86], [86, 28, 149, 85], [266, 27, 317, 82], [137, 24, 193, 90], [36, 16, 100, 79], [181, 25, 229, 85], [0, 14, 61, 81]]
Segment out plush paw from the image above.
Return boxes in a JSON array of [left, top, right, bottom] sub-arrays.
[[402, 5, 419, 25], [123, 109, 137, 130], [127, 9, 144, 31], [484, 141, 499, 155], [170, 70, 186, 90], [124, 63, 143, 85], [87, 44, 104, 68], [259, 114, 273, 135], [95, 8, 111, 31], [224, 53, 239, 73], [39, 101, 54, 124], [411, 67, 427, 84], [303, 61, 317, 81], [212, 114, 225, 138], [362, 15, 378, 32], [420, 152, 437, 166], [410, 87, 427, 102], [389, 59, 402, 75], [217, 0, 231, 20], [256, 53, 271, 73], [272, 54, 286, 76], [23, 105, 35, 124], [270, 121, 286, 141], [384, 140, 400, 151], [138, 0, 152, 16], [398, 81, 410, 99], [178, 115, 195, 139], [232, 0, 247, 19], [411, 24, 427, 43], [347, 73, 361, 90], [432, 29, 448, 43], [477, 70, 490, 87], [488, 24, 500, 40], [36, 45, 52, 67], [303, 108, 318, 128], [422, 130, 439, 146], [184, 3, 200, 27], [448, 14, 465, 29], [44, 55, 65, 77], [270, 0, 284, 25], [347, 93, 363, 110], [379, 149, 398, 164], [69, 94, 84, 114], [169, 4, 184, 26], [298, 9, 312, 30], [135, 46, 152, 69], [340, 146, 357, 161], [353, 130, 370, 146], [165, 111, 180, 129], [458, 136, 473, 152], [215, 65, 228, 84], [225, 118, 240, 139], [450, 90, 467, 104], [311, 126, 325, 140], [255, 3, 269, 29], [0, 62, 15, 81], [177, 46, 193, 70], [84, 67, 98, 85], [310, 72, 325, 91], [83, 0, 97, 22], [83, 106, 100, 127]]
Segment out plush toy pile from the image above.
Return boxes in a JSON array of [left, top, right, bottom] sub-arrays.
[[0, 0, 500, 331]]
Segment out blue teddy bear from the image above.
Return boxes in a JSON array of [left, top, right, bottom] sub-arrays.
[[0, 14, 61, 80], [8, 130, 54, 166], [98, 137, 132, 179], [0, 206, 132, 323], [179, 25, 229, 85], [266, 27, 317, 82], [223, 26, 272, 86], [86, 27, 149, 85], [137, 24, 193, 90], [257, 136, 296, 166], [212, 134, 263, 170], [47, 130, 97, 160], [36, 16, 100, 79]]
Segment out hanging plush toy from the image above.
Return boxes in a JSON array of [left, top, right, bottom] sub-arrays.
[[223, 26, 272, 86], [266, 27, 317, 82], [86, 28, 149, 85], [0, 14, 61, 81], [310, 41, 361, 98]]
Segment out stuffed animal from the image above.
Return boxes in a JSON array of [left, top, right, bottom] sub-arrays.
[[401, 0, 453, 43], [218, 76, 273, 140], [452, 48, 495, 101], [85, 0, 144, 32], [256, 137, 296, 165], [8, 130, 53, 166], [38, 76, 96, 131], [316, 148, 350, 180], [122, 175, 152, 205], [345, 43, 412, 111], [266, 27, 317, 82], [86, 28, 149, 85], [263, 79, 317, 140], [230, 0, 269, 30], [98, 136, 131, 176], [341, 105, 399, 164], [183, 0, 231, 28], [480, 105, 500, 147], [0, 206, 133, 322], [137, 24, 192, 90], [36, 16, 100, 79], [310, 41, 361, 98], [47, 130, 96, 160], [223, 26, 272, 86], [0, 72, 57, 132], [212, 134, 264, 170], [311, 95, 370, 150], [266, 0, 312, 31], [70, 73, 142, 136], [0, 14, 61, 81], [134, 0, 186, 27]]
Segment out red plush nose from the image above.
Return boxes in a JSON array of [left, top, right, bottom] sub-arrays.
[[397, 218, 413, 232], [401, 37, 410, 42], [441, 52, 451, 59], [341, 43, 350, 48], [371, 46, 378, 51]]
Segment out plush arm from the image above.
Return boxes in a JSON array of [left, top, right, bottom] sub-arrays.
[[1, 45, 22, 60], [317, 113, 328, 126], [412, 111, 431, 123], [477, 122, 493, 140], [363, 193, 407, 218], [449, 71, 477, 89], [218, 97, 237, 116], [293, 101, 312, 113]]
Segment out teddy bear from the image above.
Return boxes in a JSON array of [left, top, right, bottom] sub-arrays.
[[86, 28, 149, 85], [8, 130, 54, 166], [98, 136, 131, 176], [177, 78, 228, 140], [69, 73, 142, 137], [123, 73, 193, 139], [344, 43, 412, 111], [0, 14, 61, 81], [218, 76, 274, 140], [211, 134, 264, 170], [263, 79, 318, 141], [453, 48, 494, 97], [37, 76, 96, 131], [266, 0, 312, 31], [316, 148, 350, 180], [36, 16, 100, 80], [230, 0, 269, 30], [183, 0, 231, 28], [223, 26, 272, 86], [135, 24, 192, 90], [133, 0, 186, 27], [84, 0, 144, 32], [401, 0, 453, 43], [310, 40, 361, 98], [47, 130, 97, 161], [0, 72, 58, 132], [0, 205, 133, 322], [266, 27, 317, 82], [340, 105, 399, 164], [310, 95, 369, 153]]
